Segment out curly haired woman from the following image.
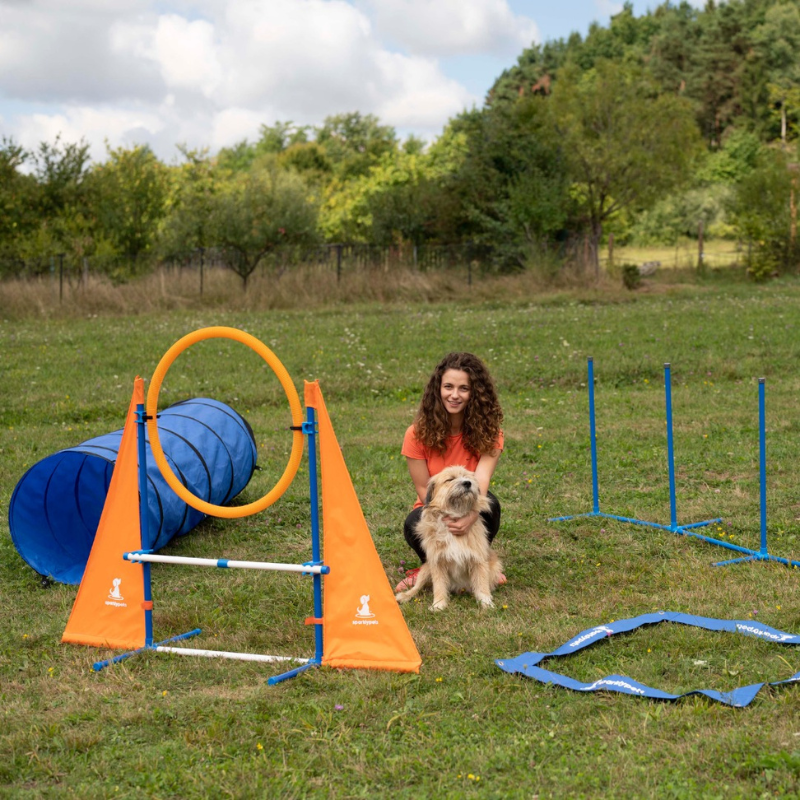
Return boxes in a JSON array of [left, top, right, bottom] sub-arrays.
[[395, 352, 505, 592]]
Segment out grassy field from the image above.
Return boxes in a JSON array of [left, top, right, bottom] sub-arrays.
[[3, 273, 800, 798]]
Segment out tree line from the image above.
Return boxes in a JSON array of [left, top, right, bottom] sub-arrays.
[[3, 0, 800, 284]]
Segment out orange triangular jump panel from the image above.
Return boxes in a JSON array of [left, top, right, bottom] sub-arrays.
[[61, 378, 146, 649], [305, 381, 421, 674]]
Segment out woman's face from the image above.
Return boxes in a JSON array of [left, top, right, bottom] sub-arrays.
[[440, 369, 471, 418]]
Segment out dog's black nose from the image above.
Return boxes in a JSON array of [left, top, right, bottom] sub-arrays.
[[461, 480, 472, 488]]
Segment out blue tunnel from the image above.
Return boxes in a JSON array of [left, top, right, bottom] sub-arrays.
[[8, 398, 258, 585]]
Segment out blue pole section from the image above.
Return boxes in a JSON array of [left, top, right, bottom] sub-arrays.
[[92, 629, 201, 672], [588, 357, 600, 514], [268, 407, 324, 686], [136, 404, 154, 647], [306, 406, 324, 665], [664, 364, 678, 529], [759, 379, 768, 556]]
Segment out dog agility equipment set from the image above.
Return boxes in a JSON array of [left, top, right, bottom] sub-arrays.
[[9, 398, 257, 585], [61, 327, 421, 683], [497, 611, 800, 707], [551, 358, 800, 569]]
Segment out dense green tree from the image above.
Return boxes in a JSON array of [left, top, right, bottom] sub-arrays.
[[753, 2, 800, 144], [0, 139, 39, 259], [89, 144, 168, 259], [31, 135, 91, 220], [207, 159, 319, 288], [729, 147, 797, 278], [441, 100, 572, 269], [315, 112, 398, 179], [158, 147, 220, 258], [550, 60, 702, 271]]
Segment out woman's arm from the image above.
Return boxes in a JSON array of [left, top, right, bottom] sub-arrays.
[[474, 449, 502, 496], [406, 457, 431, 506]]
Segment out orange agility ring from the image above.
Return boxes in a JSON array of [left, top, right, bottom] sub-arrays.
[[146, 327, 304, 518]]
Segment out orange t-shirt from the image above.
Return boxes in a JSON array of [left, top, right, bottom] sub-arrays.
[[401, 424, 504, 508]]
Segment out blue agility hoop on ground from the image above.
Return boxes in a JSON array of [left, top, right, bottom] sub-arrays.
[[496, 611, 800, 707]]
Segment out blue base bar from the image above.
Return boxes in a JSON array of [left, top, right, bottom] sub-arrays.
[[714, 552, 800, 569], [550, 509, 800, 569], [92, 628, 202, 671], [267, 658, 321, 685], [548, 510, 720, 534]]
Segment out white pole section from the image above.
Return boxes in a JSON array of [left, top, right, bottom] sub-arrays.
[[123, 553, 328, 574], [155, 647, 310, 664]]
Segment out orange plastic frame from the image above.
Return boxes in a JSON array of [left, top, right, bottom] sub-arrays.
[[146, 327, 304, 518]]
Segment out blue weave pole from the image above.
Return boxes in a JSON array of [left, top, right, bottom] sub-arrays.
[[549, 359, 723, 543], [496, 611, 800, 707], [713, 379, 800, 569]]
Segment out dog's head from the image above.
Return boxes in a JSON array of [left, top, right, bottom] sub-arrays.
[[424, 465, 489, 518]]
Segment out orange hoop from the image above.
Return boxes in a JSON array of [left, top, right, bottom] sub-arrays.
[[146, 327, 304, 518]]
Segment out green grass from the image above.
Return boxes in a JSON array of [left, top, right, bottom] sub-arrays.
[[4, 276, 800, 797]]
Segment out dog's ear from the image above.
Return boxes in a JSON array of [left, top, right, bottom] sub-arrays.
[[424, 478, 436, 507]]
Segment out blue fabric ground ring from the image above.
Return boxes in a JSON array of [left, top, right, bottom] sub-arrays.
[[496, 611, 800, 707]]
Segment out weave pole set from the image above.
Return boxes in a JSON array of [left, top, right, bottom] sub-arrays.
[[551, 357, 800, 569]]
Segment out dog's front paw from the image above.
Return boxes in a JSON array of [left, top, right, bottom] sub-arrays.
[[395, 591, 411, 604], [430, 599, 449, 612], [477, 596, 495, 609]]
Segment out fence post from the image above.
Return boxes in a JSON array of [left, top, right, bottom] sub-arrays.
[[697, 220, 705, 273], [199, 247, 205, 297], [58, 252, 64, 303], [336, 244, 342, 283], [608, 233, 614, 271]]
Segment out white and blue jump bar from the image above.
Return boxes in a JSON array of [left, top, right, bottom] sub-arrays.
[[551, 360, 800, 569], [93, 404, 329, 684]]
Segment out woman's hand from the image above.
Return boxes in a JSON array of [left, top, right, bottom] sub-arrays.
[[444, 510, 479, 536]]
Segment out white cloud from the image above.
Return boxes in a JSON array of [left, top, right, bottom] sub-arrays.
[[0, 0, 484, 160], [13, 105, 165, 162], [595, 0, 623, 16], [358, 0, 539, 56]]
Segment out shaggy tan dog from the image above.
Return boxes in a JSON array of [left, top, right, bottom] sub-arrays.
[[395, 465, 503, 611]]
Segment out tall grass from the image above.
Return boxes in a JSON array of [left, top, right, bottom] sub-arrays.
[[2, 278, 800, 797], [0, 258, 741, 322]]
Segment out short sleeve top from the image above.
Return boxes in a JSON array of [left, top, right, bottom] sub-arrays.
[[401, 424, 504, 508]]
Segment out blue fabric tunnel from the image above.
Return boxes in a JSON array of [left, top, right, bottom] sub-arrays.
[[8, 398, 258, 585]]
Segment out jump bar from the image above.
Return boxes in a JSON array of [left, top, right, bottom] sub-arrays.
[[155, 647, 310, 663], [123, 552, 330, 574]]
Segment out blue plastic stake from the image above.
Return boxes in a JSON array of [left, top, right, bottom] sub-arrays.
[[588, 357, 600, 514], [664, 364, 678, 530], [136, 403, 154, 647], [759, 378, 768, 556]]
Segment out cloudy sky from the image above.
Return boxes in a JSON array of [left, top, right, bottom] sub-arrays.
[[0, 0, 702, 163]]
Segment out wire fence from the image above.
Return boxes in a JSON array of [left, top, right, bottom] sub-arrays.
[[0, 239, 752, 306], [0, 241, 500, 292]]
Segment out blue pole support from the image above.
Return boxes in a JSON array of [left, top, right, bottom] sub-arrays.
[[711, 377, 800, 569], [92, 629, 202, 672], [759, 378, 768, 556], [306, 406, 324, 665], [664, 364, 678, 529], [267, 407, 325, 686], [136, 403, 154, 647], [588, 357, 600, 514]]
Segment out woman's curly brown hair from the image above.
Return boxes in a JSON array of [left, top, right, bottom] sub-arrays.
[[414, 352, 503, 456]]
